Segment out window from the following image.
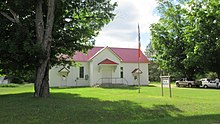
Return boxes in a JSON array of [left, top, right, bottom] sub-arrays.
[[120, 67, 123, 78], [79, 67, 84, 78]]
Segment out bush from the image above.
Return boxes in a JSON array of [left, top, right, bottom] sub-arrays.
[[10, 77, 24, 84], [0, 84, 19, 87]]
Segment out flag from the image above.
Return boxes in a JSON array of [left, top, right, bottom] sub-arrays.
[[138, 24, 141, 59]]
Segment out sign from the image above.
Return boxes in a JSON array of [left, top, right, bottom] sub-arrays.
[[160, 76, 172, 98], [163, 79, 169, 85]]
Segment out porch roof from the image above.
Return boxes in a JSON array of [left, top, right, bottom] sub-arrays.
[[58, 67, 70, 73], [98, 59, 118, 65], [132, 68, 143, 74]]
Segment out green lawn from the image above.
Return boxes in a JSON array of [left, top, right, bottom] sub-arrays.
[[0, 83, 220, 124]]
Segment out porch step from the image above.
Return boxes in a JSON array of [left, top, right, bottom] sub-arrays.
[[99, 83, 127, 88]]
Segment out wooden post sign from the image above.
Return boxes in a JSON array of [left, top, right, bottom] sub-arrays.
[[160, 76, 172, 98]]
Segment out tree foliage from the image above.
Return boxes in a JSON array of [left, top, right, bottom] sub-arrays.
[[0, 0, 37, 78], [150, 0, 220, 79], [0, 0, 116, 71], [0, 0, 117, 97], [145, 43, 161, 82]]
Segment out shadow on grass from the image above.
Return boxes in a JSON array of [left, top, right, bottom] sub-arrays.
[[1, 93, 220, 124], [0, 92, 184, 124]]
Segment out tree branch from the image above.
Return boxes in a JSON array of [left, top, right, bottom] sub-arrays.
[[0, 11, 16, 23], [35, 0, 44, 44], [0, 8, 21, 24], [9, 8, 20, 24], [44, 0, 55, 50]]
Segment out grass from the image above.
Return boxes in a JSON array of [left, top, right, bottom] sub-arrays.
[[0, 83, 19, 88], [0, 83, 220, 124]]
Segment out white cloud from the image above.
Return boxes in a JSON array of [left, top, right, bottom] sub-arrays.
[[95, 0, 160, 52]]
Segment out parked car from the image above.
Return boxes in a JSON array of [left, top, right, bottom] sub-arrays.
[[200, 78, 220, 88], [176, 78, 201, 87]]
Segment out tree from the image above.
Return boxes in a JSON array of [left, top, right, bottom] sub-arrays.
[[0, 0, 117, 97], [150, 0, 220, 79], [145, 43, 161, 82], [151, 0, 195, 79], [0, 1, 39, 85], [185, 0, 220, 77]]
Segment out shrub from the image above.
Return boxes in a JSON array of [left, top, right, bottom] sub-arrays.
[[10, 77, 24, 84], [0, 84, 19, 87]]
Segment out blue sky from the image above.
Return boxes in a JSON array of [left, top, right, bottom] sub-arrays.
[[95, 0, 160, 52]]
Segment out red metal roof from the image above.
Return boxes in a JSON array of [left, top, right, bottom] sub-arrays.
[[98, 59, 118, 65], [110, 47, 149, 63], [72, 47, 103, 62], [72, 46, 149, 63]]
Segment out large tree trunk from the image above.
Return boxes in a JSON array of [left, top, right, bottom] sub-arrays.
[[34, 0, 55, 97], [34, 58, 50, 97]]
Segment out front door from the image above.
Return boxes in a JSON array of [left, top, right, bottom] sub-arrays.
[[102, 66, 112, 83]]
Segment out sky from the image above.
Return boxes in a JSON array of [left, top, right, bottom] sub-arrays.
[[95, 0, 160, 52]]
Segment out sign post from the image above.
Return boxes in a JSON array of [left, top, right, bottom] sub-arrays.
[[160, 76, 172, 98]]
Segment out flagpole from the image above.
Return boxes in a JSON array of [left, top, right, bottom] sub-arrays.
[[138, 24, 141, 94], [138, 53, 140, 94]]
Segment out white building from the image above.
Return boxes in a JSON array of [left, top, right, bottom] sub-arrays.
[[0, 76, 9, 84], [49, 46, 149, 87]]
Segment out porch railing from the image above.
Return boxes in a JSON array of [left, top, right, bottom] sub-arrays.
[[95, 77, 128, 86]]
